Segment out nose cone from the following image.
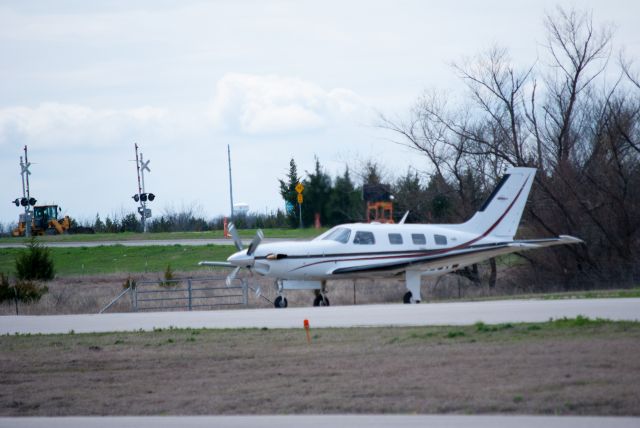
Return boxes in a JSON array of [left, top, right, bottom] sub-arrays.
[[227, 249, 255, 267]]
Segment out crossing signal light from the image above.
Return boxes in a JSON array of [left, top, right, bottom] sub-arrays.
[[12, 198, 20, 207], [29, 197, 36, 206], [20, 197, 28, 207], [133, 193, 155, 203]]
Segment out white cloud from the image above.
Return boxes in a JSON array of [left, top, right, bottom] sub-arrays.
[[209, 73, 367, 135], [0, 103, 171, 148]]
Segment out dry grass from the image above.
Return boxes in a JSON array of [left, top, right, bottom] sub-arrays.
[[0, 268, 635, 315], [1, 321, 639, 416]]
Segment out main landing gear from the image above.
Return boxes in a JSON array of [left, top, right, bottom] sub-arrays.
[[403, 291, 420, 304], [313, 290, 330, 306], [272, 280, 330, 308], [404, 271, 422, 304]]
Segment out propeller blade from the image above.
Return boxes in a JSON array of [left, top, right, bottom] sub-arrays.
[[228, 223, 243, 251], [198, 261, 234, 267], [225, 266, 240, 287], [246, 229, 264, 256]]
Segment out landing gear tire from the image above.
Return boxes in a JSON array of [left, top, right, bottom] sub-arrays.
[[274, 296, 288, 308], [403, 291, 412, 304], [313, 295, 330, 307]]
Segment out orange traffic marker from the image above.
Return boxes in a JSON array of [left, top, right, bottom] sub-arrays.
[[304, 319, 311, 344]]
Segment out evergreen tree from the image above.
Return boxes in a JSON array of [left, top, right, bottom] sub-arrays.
[[15, 237, 55, 281], [392, 170, 429, 223], [304, 157, 332, 227], [328, 167, 362, 224], [93, 213, 105, 233], [424, 172, 455, 222], [278, 158, 302, 228], [362, 160, 383, 185]]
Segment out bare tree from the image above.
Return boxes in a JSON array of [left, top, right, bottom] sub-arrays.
[[384, 6, 639, 290]]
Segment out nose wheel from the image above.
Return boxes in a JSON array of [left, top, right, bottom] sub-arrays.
[[274, 295, 288, 308]]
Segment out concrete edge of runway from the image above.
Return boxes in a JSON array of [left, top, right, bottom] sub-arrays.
[[1, 298, 639, 335], [0, 415, 639, 428]]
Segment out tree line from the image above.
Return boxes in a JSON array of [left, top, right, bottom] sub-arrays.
[[381, 6, 639, 289]]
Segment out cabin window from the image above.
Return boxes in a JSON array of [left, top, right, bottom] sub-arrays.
[[411, 233, 426, 245], [322, 227, 351, 244], [388, 233, 403, 245], [434, 234, 447, 245], [353, 231, 375, 245]]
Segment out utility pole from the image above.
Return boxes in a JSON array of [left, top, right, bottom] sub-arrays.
[[227, 144, 234, 219]]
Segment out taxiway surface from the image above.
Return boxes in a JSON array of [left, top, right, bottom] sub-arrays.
[[1, 415, 638, 428], [2, 298, 638, 335], [0, 238, 287, 248]]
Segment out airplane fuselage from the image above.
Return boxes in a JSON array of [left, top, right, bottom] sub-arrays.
[[232, 222, 504, 281]]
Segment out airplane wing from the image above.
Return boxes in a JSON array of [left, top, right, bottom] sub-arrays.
[[331, 235, 583, 276]]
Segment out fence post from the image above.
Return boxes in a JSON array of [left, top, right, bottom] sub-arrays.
[[188, 278, 192, 311], [242, 279, 248, 305], [131, 284, 138, 312]]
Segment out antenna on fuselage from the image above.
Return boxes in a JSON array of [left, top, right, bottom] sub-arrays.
[[399, 211, 410, 224]]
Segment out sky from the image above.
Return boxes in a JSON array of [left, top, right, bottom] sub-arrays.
[[1, 0, 639, 226]]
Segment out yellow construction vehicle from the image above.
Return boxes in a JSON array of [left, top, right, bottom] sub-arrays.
[[11, 205, 91, 236]]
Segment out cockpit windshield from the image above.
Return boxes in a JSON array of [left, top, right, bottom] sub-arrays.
[[320, 227, 351, 244]]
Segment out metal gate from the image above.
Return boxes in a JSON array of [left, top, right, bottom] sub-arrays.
[[100, 275, 248, 313]]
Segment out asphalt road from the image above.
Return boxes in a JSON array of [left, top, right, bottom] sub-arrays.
[[1, 415, 638, 428], [0, 238, 288, 248], [2, 298, 638, 335]]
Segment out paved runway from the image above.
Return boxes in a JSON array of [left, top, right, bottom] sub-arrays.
[[1, 415, 638, 428], [2, 298, 638, 335]]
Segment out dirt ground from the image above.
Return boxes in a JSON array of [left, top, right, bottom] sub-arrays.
[[1, 321, 639, 416]]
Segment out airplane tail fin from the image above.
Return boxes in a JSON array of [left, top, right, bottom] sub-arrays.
[[461, 167, 536, 240]]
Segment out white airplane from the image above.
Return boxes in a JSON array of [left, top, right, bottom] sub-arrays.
[[200, 167, 582, 308]]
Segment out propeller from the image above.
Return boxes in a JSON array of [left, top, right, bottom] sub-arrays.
[[199, 222, 270, 303], [224, 222, 263, 286]]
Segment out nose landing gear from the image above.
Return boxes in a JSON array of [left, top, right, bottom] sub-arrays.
[[274, 295, 288, 308]]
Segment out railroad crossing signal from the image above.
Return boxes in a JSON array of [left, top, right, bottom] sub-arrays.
[[21, 162, 31, 176], [295, 182, 304, 194]]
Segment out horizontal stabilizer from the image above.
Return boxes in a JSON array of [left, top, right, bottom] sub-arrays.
[[513, 235, 584, 248]]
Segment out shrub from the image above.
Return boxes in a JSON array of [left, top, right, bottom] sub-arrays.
[[0, 272, 48, 315], [15, 237, 55, 281], [123, 275, 137, 290], [160, 264, 178, 288]]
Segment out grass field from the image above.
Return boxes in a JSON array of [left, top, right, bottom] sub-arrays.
[[0, 227, 327, 244], [0, 245, 237, 276], [1, 317, 638, 416]]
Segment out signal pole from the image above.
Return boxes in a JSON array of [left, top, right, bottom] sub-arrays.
[[132, 143, 154, 233], [227, 144, 234, 219], [19, 146, 33, 237]]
